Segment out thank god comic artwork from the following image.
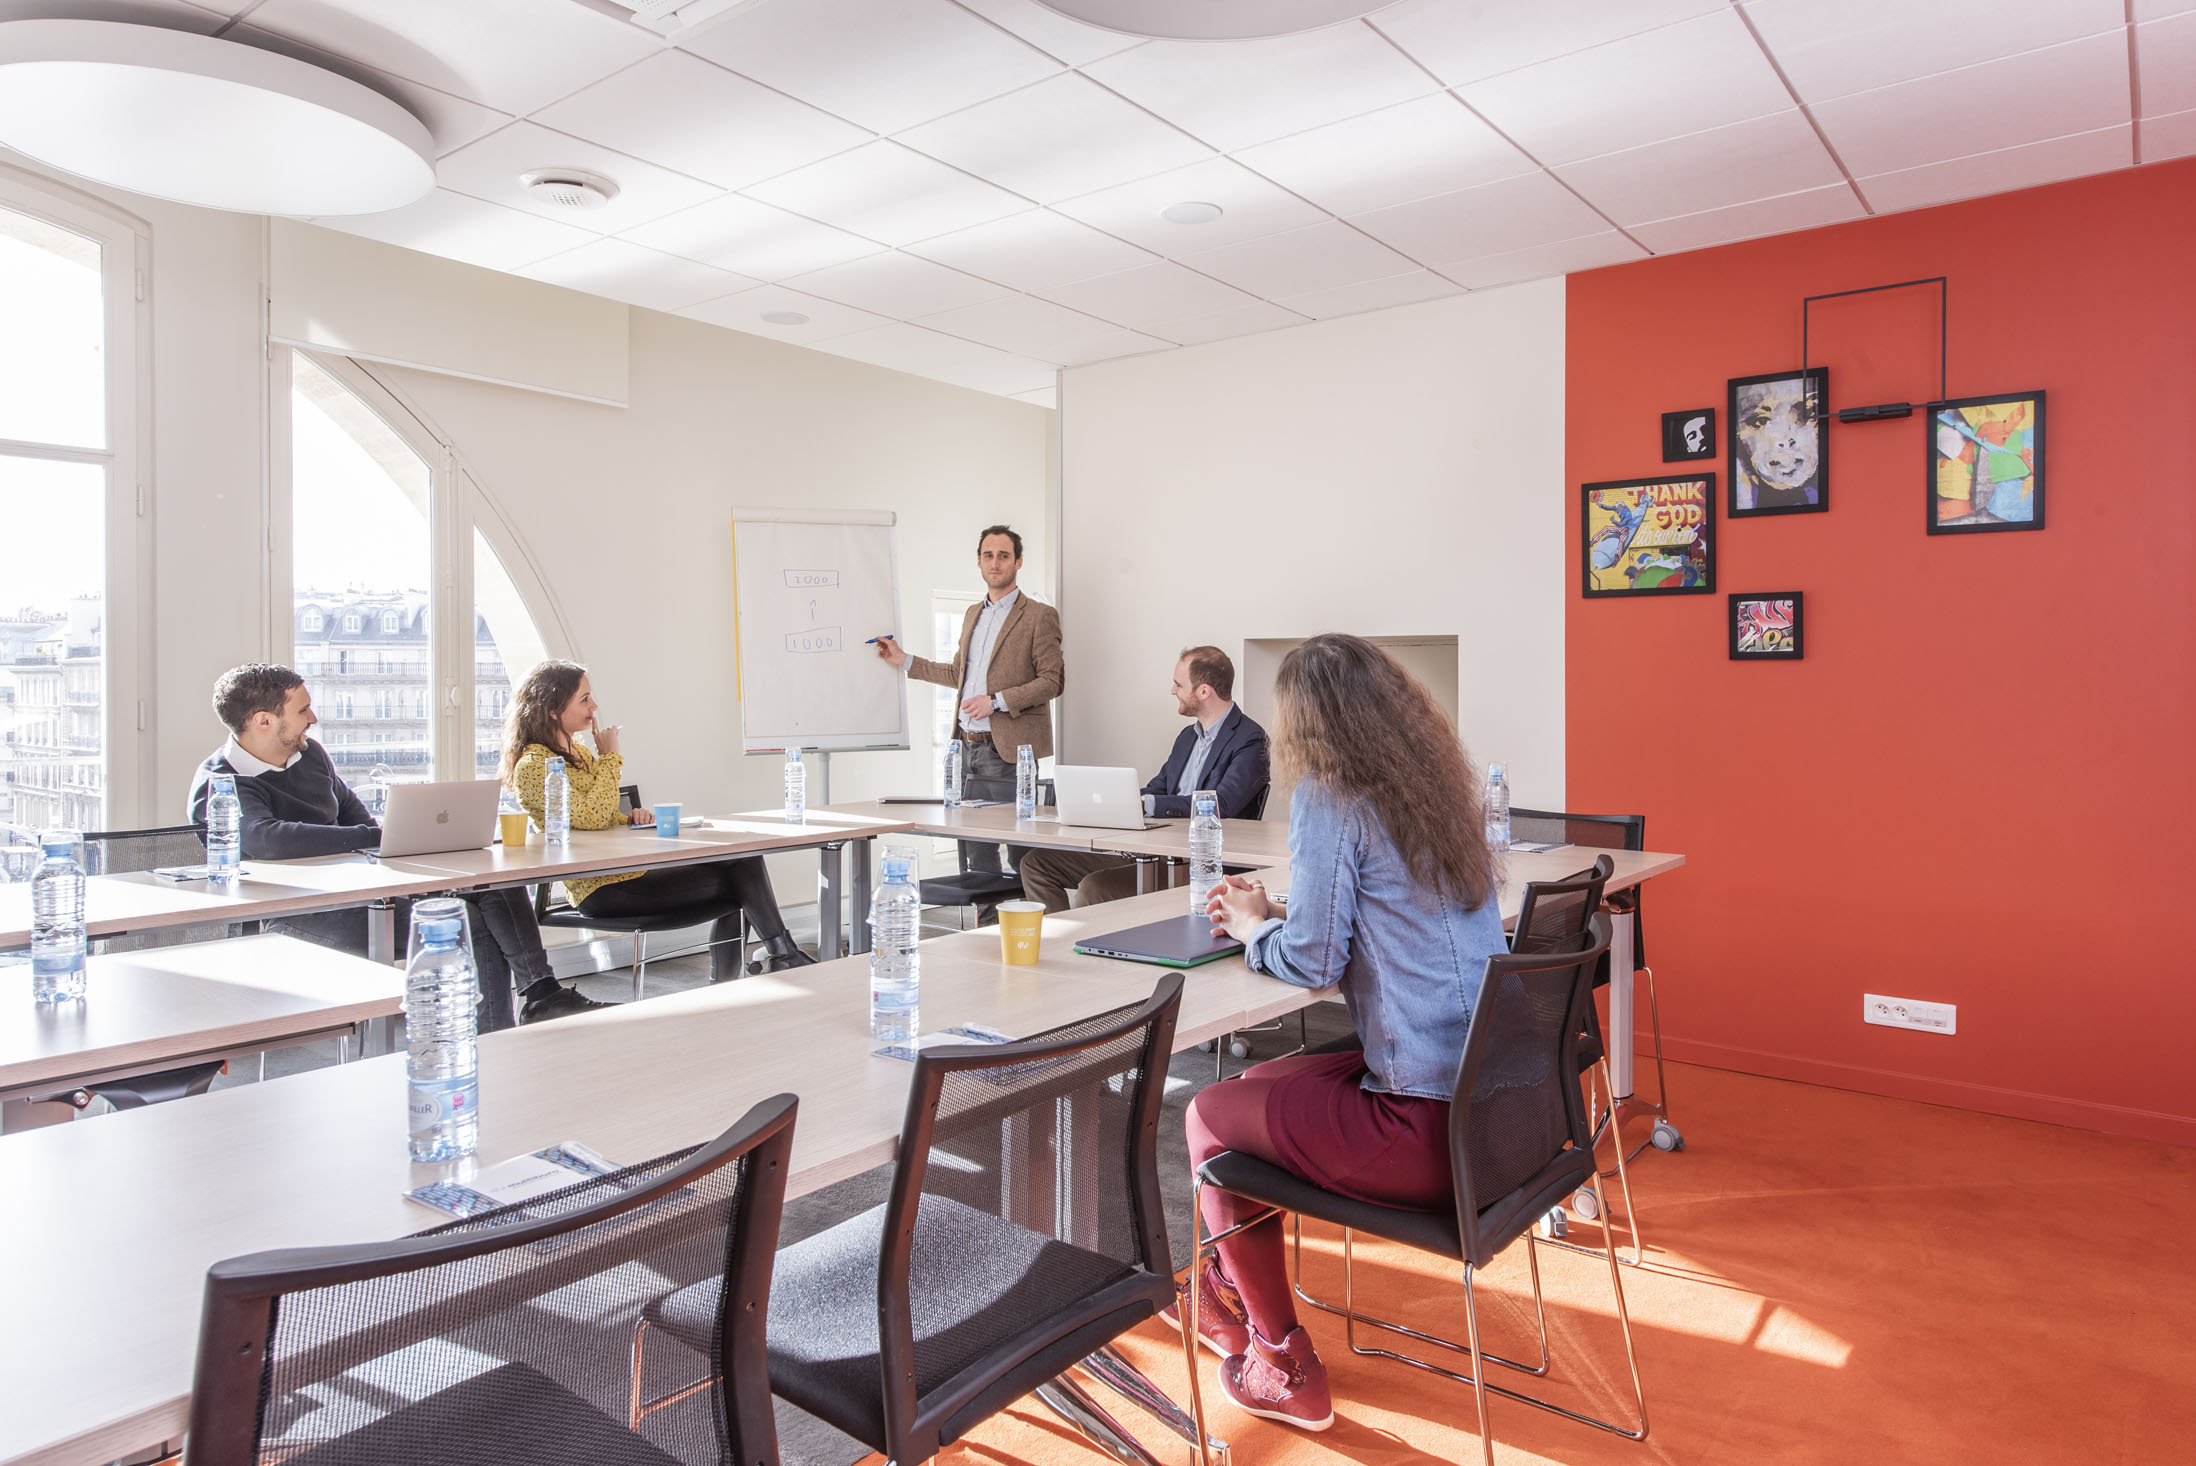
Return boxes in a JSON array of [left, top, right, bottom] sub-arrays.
[[1581, 475, 1716, 598]]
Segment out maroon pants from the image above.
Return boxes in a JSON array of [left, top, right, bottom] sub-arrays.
[[1185, 1048, 1454, 1342]]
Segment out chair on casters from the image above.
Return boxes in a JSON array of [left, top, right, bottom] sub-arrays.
[[182, 1093, 798, 1466], [1192, 917, 1647, 1466], [533, 785, 752, 999], [1511, 807, 1683, 1158], [635, 975, 1223, 1466]]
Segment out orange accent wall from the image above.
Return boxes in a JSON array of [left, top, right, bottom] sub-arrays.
[[1565, 159, 2196, 1147]]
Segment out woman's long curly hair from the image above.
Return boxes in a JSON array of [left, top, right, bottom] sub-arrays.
[[1271, 633, 1493, 910], [499, 659, 588, 785]]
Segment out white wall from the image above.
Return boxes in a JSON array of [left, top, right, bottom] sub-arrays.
[[1057, 280, 1568, 810]]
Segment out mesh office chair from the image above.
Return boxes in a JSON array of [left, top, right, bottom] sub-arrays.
[[183, 1093, 797, 1466], [1510, 807, 1682, 1156], [1193, 918, 1646, 1466], [638, 977, 1189, 1466]]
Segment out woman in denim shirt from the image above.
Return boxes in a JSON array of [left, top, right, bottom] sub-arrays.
[[1160, 633, 1505, 1431]]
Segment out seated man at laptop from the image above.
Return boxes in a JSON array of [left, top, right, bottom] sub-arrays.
[[1019, 646, 1269, 913], [186, 663, 606, 1029]]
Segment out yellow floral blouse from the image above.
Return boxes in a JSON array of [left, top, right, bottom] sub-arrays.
[[511, 741, 638, 906]]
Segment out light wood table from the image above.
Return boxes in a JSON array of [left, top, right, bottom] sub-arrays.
[[0, 936, 403, 1126], [0, 884, 1314, 1466]]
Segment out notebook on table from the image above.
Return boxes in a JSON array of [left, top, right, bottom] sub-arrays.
[[1073, 914, 1244, 968]]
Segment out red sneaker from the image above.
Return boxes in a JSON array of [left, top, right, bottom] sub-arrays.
[[1220, 1326, 1334, 1432], [1159, 1257, 1251, 1357]]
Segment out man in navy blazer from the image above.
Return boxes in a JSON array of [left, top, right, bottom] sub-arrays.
[[1018, 647, 1270, 912]]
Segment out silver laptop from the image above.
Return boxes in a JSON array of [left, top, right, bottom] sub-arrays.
[[1047, 765, 1165, 831], [375, 780, 503, 859]]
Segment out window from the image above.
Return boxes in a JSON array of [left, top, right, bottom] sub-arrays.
[[342, 611, 361, 634], [0, 189, 144, 836], [927, 594, 979, 799], [301, 608, 323, 633], [381, 610, 400, 635]]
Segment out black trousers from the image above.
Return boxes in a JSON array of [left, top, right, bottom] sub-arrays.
[[268, 885, 553, 1033], [575, 857, 791, 939]]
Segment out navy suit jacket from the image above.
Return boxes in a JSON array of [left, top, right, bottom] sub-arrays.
[[1142, 705, 1270, 820]]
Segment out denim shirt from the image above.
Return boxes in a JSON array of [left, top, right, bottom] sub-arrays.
[[1245, 781, 1507, 1101]]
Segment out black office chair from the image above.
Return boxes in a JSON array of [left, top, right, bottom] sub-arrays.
[[639, 976, 1189, 1466], [182, 1094, 797, 1466], [533, 785, 753, 998], [1194, 918, 1646, 1466], [1510, 807, 1682, 1156], [916, 777, 1053, 931]]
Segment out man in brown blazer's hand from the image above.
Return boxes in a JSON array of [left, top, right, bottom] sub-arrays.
[[873, 524, 1063, 875]]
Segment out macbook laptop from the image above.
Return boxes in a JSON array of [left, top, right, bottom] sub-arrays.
[[376, 780, 503, 859], [1046, 764, 1164, 831], [1074, 914, 1244, 969]]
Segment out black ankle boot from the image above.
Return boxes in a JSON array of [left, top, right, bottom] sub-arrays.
[[744, 934, 815, 975]]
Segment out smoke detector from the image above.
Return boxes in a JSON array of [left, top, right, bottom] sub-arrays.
[[520, 167, 619, 211]]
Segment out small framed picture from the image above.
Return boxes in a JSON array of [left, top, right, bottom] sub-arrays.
[[1728, 592, 1803, 659], [1662, 407, 1716, 461], [1581, 474, 1716, 598], [1928, 391, 2044, 533], [1728, 367, 1829, 516]]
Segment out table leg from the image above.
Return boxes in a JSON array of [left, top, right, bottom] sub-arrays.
[[849, 836, 873, 956], [1607, 908, 1637, 1101], [1133, 854, 1161, 895], [366, 898, 398, 964], [817, 841, 845, 959]]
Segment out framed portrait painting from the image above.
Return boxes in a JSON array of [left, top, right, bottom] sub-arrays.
[[1662, 407, 1716, 462], [1581, 474, 1716, 598], [1928, 391, 2043, 533], [1728, 367, 1828, 516], [1729, 592, 1804, 660]]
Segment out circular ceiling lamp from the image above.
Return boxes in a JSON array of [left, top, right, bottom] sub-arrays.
[[1029, 0, 1403, 41], [0, 20, 435, 215]]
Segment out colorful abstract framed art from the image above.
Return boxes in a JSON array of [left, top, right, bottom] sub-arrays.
[[1928, 390, 2044, 533], [1581, 474, 1716, 598], [1728, 367, 1828, 516], [1729, 592, 1804, 659]]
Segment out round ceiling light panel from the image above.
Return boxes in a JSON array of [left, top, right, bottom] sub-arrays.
[[1029, 0, 1403, 40], [1160, 200, 1224, 224], [0, 20, 435, 215]]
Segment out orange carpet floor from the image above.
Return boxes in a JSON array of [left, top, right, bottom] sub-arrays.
[[899, 1062, 2196, 1466]]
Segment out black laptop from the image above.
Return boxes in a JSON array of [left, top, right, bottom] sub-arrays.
[[1074, 914, 1245, 969]]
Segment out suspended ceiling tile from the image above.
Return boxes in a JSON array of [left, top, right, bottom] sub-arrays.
[[516, 237, 760, 313], [1146, 301, 1311, 347], [742, 141, 1028, 247], [1053, 157, 1325, 255], [2140, 12, 2196, 117], [953, 0, 1145, 65], [919, 292, 1168, 365], [435, 121, 718, 235], [621, 193, 884, 280], [677, 0, 1060, 134], [316, 187, 599, 272], [242, 0, 662, 116], [783, 250, 1013, 318], [1371, 0, 1726, 88], [1854, 123, 2133, 213], [905, 208, 1159, 292], [532, 50, 869, 192], [2143, 105, 2196, 158], [1740, 0, 2127, 103], [1810, 32, 2131, 178], [818, 322, 1058, 396], [1433, 229, 1647, 289], [1349, 170, 1609, 268], [2135, 0, 2196, 17], [1554, 109, 1845, 227], [1231, 93, 1538, 218], [896, 72, 1209, 205], [1039, 261, 1262, 332], [227, 23, 513, 156], [1080, 23, 1442, 153], [1272, 268, 1464, 320], [1458, 9, 1792, 167], [1627, 183, 1866, 256], [1182, 220, 1419, 300], [676, 283, 890, 344]]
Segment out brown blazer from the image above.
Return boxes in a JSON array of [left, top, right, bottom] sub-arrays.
[[907, 591, 1065, 761]]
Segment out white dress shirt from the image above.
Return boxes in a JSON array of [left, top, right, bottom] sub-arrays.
[[221, 734, 302, 778], [956, 589, 1019, 734]]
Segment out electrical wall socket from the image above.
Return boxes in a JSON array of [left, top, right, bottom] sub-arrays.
[[1864, 994, 1957, 1035]]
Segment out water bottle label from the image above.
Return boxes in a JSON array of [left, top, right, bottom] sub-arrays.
[[407, 1075, 478, 1131]]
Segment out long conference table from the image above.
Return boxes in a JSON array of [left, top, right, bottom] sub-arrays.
[[0, 837, 1682, 1466]]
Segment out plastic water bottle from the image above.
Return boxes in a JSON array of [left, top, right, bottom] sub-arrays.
[[784, 746, 806, 824], [1188, 791, 1223, 916], [1015, 743, 1036, 819], [868, 844, 921, 1042], [405, 899, 480, 1162], [1485, 762, 1511, 853], [30, 831, 88, 1004], [544, 756, 570, 845], [205, 773, 241, 884], [943, 738, 966, 808]]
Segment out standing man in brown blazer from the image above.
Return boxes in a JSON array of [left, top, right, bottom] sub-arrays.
[[873, 524, 1063, 874]]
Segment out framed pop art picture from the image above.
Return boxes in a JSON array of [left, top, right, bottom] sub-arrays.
[[1928, 391, 2044, 533], [1662, 407, 1716, 461], [1581, 474, 1716, 598], [1728, 367, 1828, 516], [1729, 592, 1803, 659]]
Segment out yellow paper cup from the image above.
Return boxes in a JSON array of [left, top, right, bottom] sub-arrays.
[[997, 900, 1044, 965], [498, 812, 530, 848]]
